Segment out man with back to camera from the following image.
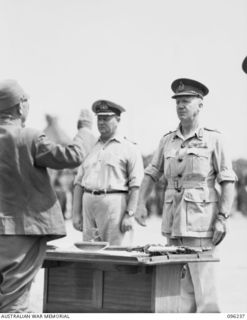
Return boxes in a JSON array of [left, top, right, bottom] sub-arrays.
[[72, 100, 144, 245], [135, 78, 236, 312], [0, 79, 89, 312]]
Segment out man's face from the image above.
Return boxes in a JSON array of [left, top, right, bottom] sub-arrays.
[[97, 114, 119, 138], [175, 96, 203, 122]]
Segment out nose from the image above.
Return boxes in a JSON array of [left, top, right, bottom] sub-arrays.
[[177, 101, 184, 109]]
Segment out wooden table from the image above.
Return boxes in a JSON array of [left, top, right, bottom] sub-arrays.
[[43, 246, 218, 313]]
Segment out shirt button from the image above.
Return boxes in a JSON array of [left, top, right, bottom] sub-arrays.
[[178, 158, 183, 162]]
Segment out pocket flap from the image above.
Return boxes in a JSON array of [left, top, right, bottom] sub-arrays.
[[164, 191, 174, 203], [104, 154, 119, 167], [184, 189, 218, 203], [164, 149, 176, 159], [187, 148, 209, 158]]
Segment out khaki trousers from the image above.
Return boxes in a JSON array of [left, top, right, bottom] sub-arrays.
[[168, 237, 220, 313], [0, 235, 47, 313], [83, 193, 133, 245]]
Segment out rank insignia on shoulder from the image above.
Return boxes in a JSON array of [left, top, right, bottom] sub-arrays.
[[163, 130, 175, 138], [204, 127, 221, 134], [124, 136, 137, 144]]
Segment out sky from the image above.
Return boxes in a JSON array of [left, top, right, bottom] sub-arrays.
[[0, 0, 247, 159]]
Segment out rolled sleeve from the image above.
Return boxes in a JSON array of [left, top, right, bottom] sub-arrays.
[[217, 169, 237, 183], [127, 146, 144, 188], [144, 137, 165, 182], [213, 134, 237, 184]]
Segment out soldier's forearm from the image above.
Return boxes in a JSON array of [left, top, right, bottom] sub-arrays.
[[127, 187, 140, 212], [219, 181, 235, 215], [72, 184, 84, 216], [137, 174, 155, 206]]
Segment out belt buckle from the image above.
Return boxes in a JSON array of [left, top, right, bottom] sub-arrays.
[[174, 180, 181, 192], [92, 189, 107, 195], [92, 189, 100, 195]]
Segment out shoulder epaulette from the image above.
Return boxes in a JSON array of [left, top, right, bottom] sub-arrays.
[[163, 130, 175, 138], [204, 127, 221, 134], [124, 136, 137, 145]]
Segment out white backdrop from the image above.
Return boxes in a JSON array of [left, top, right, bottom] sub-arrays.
[[0, 0, 246, 159]]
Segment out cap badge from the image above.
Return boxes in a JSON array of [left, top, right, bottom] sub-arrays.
[[100, 103, 108, 111], [177, 81, 184, 92]]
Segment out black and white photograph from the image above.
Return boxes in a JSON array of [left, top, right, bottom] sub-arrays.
[[0, 0, 246, 317]]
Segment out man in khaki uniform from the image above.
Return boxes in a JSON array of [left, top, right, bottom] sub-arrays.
[[0, 79, 86, 312], [135, 78, 236, 312], [73, 100, 144, 245]]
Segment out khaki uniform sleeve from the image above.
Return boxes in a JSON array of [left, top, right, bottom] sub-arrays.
[[34, 132, 83, 169], [213, 133, 237, 183], [127, 144, 144, 188], [145, 136, 165, 182]]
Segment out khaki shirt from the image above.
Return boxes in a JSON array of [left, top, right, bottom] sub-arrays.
[[145, 125, 236, 238], [78, 133, 144, 190]]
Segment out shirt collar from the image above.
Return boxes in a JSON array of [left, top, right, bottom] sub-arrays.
[[98, 131, 123, 144], [174, 123, 204, 141]]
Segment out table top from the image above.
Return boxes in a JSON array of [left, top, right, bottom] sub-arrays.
[[45, 244, 219, 266]]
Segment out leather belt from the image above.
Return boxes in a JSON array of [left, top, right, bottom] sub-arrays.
[[167, 180, 215, 191], [84, 188, 128, 195]]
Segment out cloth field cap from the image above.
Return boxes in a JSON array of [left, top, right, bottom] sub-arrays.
[[242, 56, 247, 74], [171, 78, 209, 99], [92, 100, 126, 116], [0, 79, 29, 111]]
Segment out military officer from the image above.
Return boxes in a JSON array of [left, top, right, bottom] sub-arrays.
[[73, 100, 144, 245], [135, 78, 236, 312], [0, 79, 86, 312]]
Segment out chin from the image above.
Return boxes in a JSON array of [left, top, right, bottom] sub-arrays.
[[179, 114, 188, 119]]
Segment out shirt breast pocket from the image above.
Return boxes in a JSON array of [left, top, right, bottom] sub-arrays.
[[186, 148, 209, 177], [104, 154, 120, 168], [164, 149, 177, 178], [83, 157, 98, 175]]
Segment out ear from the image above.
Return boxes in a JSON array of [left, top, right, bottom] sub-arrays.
[[198, 101, 203, 110], [116, 116, 121, 122], [18, 100, 29, 121], [16, 103, 23, 116]]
